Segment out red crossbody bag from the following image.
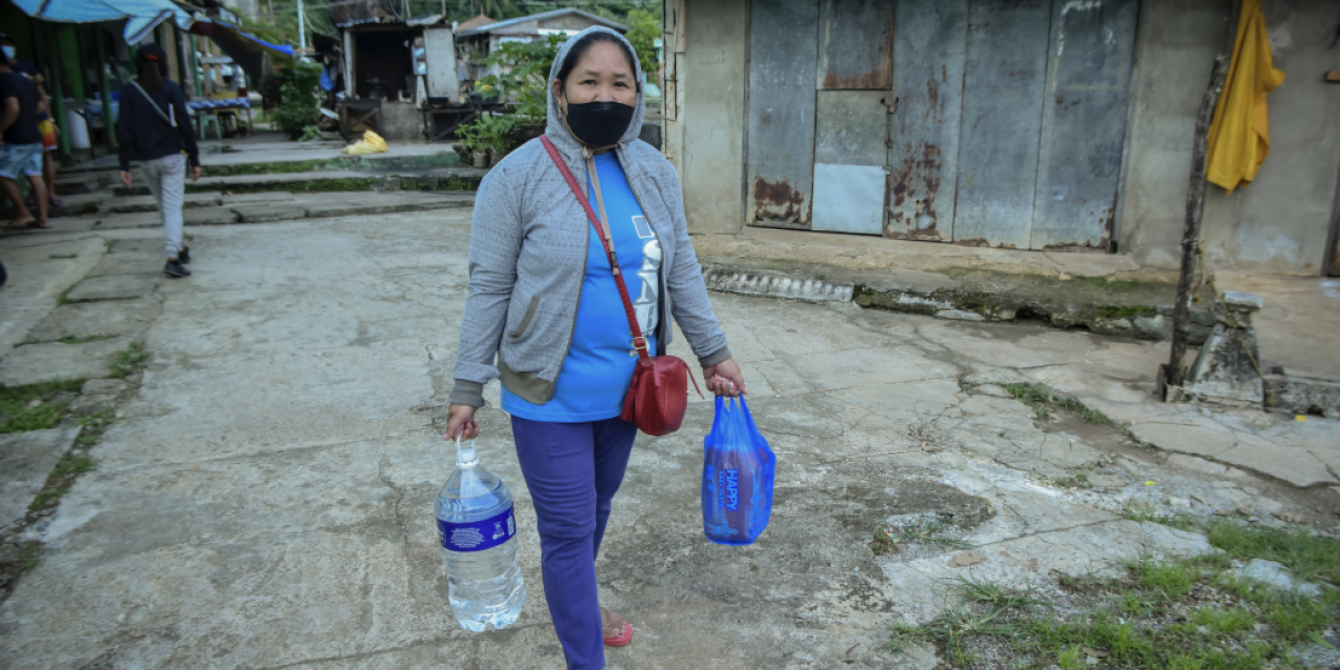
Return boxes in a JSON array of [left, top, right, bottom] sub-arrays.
[[540, 135, 701, 435]]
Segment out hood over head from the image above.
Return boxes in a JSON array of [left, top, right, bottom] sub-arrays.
[[546, 26, 646, 153]]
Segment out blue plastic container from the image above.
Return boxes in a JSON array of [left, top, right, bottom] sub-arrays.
[[701, 396, 776, 545]]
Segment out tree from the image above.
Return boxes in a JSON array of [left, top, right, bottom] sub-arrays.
[[625, 8, 660, 82]]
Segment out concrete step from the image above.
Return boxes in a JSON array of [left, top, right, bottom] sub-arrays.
[[100, 192, 225, 215], [63, 191, 477, 230], [54, 175, 101, 196], [183, 166, 487, 195]]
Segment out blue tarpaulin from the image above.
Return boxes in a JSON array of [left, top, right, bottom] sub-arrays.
[[10, 0, 195, 44], [188, 20, 294, 92]]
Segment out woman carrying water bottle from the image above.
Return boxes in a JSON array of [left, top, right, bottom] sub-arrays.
[[445, 27, 746, 670]]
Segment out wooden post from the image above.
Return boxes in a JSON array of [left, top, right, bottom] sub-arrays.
[[1164, 55, 1230, 395], [40, 24, 71, 156]]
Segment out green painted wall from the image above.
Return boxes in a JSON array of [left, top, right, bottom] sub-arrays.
[[57, 25, 84, 100]]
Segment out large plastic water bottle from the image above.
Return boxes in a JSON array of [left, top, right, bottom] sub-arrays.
[[435, 436, 526, 632]]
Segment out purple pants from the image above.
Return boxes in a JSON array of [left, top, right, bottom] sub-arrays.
[[512, 415, 638, 670]]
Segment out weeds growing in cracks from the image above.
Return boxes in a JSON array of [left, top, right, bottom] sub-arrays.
[[888, 522, 1340, 669]]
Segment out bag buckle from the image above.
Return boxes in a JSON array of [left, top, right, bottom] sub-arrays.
[[632, 336, 648, 351]]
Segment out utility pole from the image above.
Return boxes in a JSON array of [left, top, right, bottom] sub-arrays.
[[297, 0, 306, 56]]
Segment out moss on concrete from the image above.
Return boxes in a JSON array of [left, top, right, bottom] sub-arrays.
[[200, 152, 461, 178]]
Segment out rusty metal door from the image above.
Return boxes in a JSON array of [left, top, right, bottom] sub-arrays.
[[1029, 0, 1138, 250], [886, 0, 968, 241], [747, 0, 820, 229], [810, 0, 895, 235], [952, 0, 1053, 249]]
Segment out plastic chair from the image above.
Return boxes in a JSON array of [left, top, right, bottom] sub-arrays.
[[197, 112, 222, 140]]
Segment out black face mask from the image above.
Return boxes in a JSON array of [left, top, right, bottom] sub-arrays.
[[564, 100, 635, 148]]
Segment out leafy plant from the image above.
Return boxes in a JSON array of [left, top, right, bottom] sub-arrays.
[[625, 7, 661, 82], [271, 62, 323, 141], [476, 34, 567, 123]]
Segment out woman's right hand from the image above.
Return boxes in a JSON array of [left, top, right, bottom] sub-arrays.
[[445, 403, 481, 441]]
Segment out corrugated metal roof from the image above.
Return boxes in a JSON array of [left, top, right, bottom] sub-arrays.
[[455, 8, 626, 38]]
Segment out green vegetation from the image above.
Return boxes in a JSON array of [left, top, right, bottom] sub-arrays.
[[625, 8, 662, 80], [0, 379, 84, 434], [75, 408, 116, 448], [871, 516, 972, 556], [1098, 304, 1154, 319], [890, 524, 1340, 669], [1003, 382, 1111, 423], [1080, 276, 1174, 293], [29, 452, 95, 510], [1208, 519, 1340, 585], [270, 62, 323, 141], [109, 342, 149, 379], [57, 334, 115, 345], [1121, 502, 1196, 532], [56, 281, 80, 305]]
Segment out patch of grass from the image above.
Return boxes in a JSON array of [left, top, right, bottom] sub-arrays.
[[891, 548, 1340, 669], [0, 379, 84, 434], [1122, 503, 1197, 531], [871, 515, 973, 556], [74, 408, 116, 448], [1208, 519, 1340, 585], [108, 342, 149, 379], [1003, 382, 1116, 426], [1130, 556, 1198, 601], [947, 573, 1052, 611], [57, 334, 116, 344]]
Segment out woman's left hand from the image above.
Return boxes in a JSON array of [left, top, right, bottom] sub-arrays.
[[703, 358, 747, 397]]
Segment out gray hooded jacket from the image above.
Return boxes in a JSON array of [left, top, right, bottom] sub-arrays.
[[449, 27, 731, 408]]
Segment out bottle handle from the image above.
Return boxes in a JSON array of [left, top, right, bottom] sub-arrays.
[[456, 434, 479, 468]]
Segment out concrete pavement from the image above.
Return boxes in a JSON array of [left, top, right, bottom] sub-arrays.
[[0, 211, 1336, 668]]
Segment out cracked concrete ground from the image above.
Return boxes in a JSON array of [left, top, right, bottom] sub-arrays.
[[0, 211, 1337, 669]]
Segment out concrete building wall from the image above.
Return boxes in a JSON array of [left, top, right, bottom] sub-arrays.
[[1121, 0, 1340, 275], [675, 0, 748, 235], [1199, 0, 1340, 275], [1119, 0, 1231, 267], [671, 0, 1340, 273]]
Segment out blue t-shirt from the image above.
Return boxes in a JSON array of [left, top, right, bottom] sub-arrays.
[[502, 151, 663, 422]]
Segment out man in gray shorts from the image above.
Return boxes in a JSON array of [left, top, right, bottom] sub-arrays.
[[0, 49, 48, 229]]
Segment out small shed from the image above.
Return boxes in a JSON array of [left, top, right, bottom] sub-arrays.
[[454, 8, 627, 67]]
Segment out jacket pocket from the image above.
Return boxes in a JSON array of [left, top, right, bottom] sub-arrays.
[[508, 295, 542, 340]]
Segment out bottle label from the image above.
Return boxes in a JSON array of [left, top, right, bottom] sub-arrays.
[[437, 505, 516, 553]]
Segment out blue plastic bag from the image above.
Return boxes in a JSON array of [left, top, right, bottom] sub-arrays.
[[702, 396, 776, 545]]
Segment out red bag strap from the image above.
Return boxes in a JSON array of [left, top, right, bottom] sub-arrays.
[[540, 134, 652, 363]]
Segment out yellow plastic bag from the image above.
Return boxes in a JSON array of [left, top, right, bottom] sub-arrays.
[[341, 130, 388, 155]]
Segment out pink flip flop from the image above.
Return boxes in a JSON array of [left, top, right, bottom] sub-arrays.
[[601, 608, 633, 647]]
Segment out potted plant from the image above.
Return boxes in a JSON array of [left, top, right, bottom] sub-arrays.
[[478, 113, 517, 167], [455, 122, 488, 168]]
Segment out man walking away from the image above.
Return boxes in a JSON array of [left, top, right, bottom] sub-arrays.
[[0, 47, 47, 229], [116, 43, 201, 278]]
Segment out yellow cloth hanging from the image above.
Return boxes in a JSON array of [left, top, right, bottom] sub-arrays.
[[1205, 0, 1286, 194]]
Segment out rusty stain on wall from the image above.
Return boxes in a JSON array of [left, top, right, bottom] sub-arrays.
[[751, 177, 810, 227], [885, 141, 946, 241], [819, 0, 894, 90]]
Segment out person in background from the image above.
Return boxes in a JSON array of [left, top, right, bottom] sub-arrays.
[[0, 34, 60, 209], [0, 42, 48, 229], [116, 43, 201, 278]]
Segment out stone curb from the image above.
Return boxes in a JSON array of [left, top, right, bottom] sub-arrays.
[[700, 261, 1215, 342]]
